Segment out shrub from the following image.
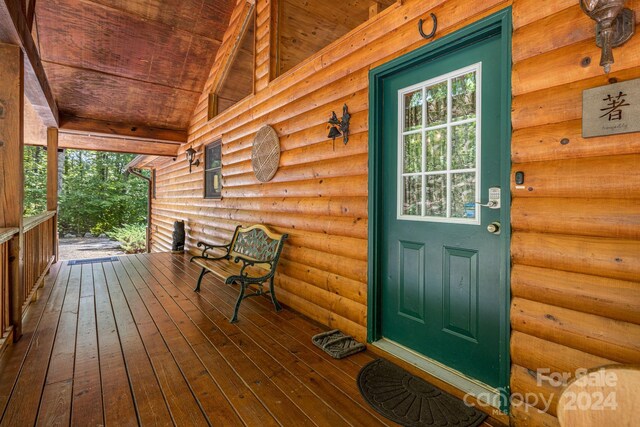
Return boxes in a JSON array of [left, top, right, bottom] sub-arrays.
[[109, 224, 147, 254]]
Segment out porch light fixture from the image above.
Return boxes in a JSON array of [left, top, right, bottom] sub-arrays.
[[185, 147, 200, 173], [580, 0, 635, 73]]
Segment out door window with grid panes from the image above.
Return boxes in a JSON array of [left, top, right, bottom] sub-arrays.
[[398, 63, 481, 224]]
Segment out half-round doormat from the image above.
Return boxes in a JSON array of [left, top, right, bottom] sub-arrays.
[[357, 359, 488, 427]]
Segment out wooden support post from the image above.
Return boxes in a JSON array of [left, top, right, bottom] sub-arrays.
[[0, 0, 58, 127], [369, 2, 381, 19], [25, 0, 36, 31], [207, 93, 218, 121], [269, 0, 279, 81], [47, 127, 58, 262], [0, 42, 24, 341]]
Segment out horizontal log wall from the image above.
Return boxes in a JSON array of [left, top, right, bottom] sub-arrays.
[[150, 0, 512, 342], [510, 0, 640, 425], [149, 1, 640, 425]]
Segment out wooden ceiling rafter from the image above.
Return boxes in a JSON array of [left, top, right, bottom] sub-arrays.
[[26, 132, 179, 156], [59, 115, 187, 144], [205, 0, 256, 120], [24, 0, 35, 30], [32, 0, 235, 143], [42, 0, 227, 83], [211, 0, 256, 93], [0, 0, 58, 127], [57, 133, 179, 156], [41, 57, 207, 96], [24, 102, 180, 156], [77, 0, 230, 42], [125, 155, 165, 170]]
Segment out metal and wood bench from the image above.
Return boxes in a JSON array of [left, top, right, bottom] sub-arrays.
[[190, 224, 288, 323]]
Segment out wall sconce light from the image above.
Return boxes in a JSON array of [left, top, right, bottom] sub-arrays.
[[580, 0, 635, 73], [327, 104, 351, 148], [185, 147, 200, 173]]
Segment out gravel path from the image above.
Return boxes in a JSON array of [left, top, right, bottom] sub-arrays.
[[59, 237, 124, 261]]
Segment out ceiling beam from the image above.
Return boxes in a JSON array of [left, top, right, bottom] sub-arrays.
[[58, 134, 179, 156], [60, 115, 187, 144], [25, 0, 35, 31], [0, 0, 58, 127], [27, 133, 179, 156], [210, 0, 255, 96], [125, 155, 161, 170]]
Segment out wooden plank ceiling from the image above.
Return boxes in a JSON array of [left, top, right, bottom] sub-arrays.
[[34, 0, 235, 146]]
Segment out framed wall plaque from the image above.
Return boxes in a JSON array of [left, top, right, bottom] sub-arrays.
[[583, 78, 640, 137]]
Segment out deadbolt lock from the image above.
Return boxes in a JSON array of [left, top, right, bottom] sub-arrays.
[[487, 221, 501, 235]]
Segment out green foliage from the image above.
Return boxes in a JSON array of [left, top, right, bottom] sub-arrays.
[[23, 148, 149, 235], [109, 224, 147, 254], [23, 146, 48, 216]]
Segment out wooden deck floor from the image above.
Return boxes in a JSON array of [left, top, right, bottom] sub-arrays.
[[0, 253, 502, 426]]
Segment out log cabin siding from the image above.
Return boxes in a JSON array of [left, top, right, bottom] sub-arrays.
[[509, 1, 640, 425], [147, 0, 640, 424], [151, 0, 513, 343]]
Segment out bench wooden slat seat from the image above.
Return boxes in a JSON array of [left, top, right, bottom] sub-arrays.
[[190, 224, 288, 323]]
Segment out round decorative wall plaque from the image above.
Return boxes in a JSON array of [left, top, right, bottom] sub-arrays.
[[251, 125, 280, 182]]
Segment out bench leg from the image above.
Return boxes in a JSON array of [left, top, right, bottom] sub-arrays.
[[269, 277, 283, 312], [194, 268, 208, 292], [230, 281, 246, 323]]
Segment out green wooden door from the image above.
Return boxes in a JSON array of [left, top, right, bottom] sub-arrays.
[[378, 31, 506, 388]]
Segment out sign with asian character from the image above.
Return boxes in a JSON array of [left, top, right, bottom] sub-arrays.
[[582, 78, 640, 137]]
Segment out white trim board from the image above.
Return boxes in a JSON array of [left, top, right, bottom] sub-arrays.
[[372, 338, 501, 410]]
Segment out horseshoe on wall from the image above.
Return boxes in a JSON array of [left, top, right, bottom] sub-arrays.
[[418, 13, 437, 40]]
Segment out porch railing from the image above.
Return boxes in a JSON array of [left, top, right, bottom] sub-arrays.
[[0, 212, 57, 351], [0, 228, 19, 351], [22, 211, 56, 309]]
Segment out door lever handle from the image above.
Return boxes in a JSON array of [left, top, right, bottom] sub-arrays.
[[476, 187, 501, 209], [475, 200, 498, 208]]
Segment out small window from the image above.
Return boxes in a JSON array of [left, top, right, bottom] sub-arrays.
[[204, 140, 222, 199]]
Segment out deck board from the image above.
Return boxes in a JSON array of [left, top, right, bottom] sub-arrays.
[[135, 255, 346, 426], [71, 264, 104, 426], [153, 254, 393, 426], [112, 259, 210, 426], [125, 256, 280, 427], [43, 265, 79, 385], [93, 263, 138, 426], [102, 262, 173, 426], [0, 262, 64, 418], [163, 255, 387, 415], [126, 255, 316, 426], [36, 264, 78, 425], [1, 263, 69, 427], [0, 253, 502, 426], [120, 256, 243, 425]]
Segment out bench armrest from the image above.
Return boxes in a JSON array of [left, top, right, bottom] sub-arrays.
[[196, 241, 231, 258], [233, 255, 275, 277], [197, 241, 230, 250]]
